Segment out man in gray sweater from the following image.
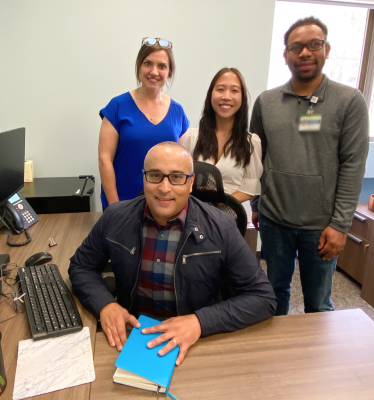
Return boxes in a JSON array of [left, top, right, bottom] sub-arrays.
[[250, 17, 369, 315]]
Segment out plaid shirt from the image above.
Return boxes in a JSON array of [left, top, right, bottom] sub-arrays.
[[135, 201, 188, 320]]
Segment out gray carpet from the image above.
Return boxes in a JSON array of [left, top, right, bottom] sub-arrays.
[[260, 260, 374, 320]]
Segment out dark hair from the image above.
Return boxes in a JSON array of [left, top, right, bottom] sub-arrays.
[[135, 43, 176, 87], [193, 68, 252, 168], [284, 16, 328, 46]]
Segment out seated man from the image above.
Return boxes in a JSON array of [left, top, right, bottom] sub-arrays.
[[69, 142, 276, 365]]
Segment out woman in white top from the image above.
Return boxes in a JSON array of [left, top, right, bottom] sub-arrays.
[[181, 67, 262, 202]]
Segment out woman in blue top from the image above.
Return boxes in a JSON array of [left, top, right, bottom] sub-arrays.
[[98, 38, 189, 209]]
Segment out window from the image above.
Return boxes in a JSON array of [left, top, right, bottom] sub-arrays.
[[268, 1, 374, 140], [268, 1, 367, 90]]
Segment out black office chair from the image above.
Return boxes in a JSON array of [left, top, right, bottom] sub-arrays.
[[192, 161, 248, 237], [192, 161, 249, 300]]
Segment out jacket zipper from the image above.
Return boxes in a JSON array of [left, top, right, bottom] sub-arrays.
[[129, 259, 142, 312], [106, 237, 136, 255], [129, 225, 143, 313], [174, 232, 191, 315], [182, 250, 221, 264], [106, 236, 139, 311]]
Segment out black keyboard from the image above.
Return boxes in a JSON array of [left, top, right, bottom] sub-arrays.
[[18, 264, 83, 340]]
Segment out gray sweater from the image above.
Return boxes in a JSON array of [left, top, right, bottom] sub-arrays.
[[250, 76, 369, 233]]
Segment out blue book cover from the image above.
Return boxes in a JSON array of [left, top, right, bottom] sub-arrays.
[[114, 315, 179, 391]]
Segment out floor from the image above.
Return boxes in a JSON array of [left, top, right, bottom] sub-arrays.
[[260, 260, 374, 321]]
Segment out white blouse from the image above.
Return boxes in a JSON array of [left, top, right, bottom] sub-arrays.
[[181, 128, 263, 196]]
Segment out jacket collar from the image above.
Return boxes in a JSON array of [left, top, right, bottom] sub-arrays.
[[280, 74, 329, 102], [137, 196, 206, 244]]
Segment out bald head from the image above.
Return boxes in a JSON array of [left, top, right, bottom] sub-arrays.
[[144, 142, 193, 173], [143, 141, 195, 226]]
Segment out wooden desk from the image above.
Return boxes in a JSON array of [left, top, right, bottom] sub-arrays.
[[0, 212, 101, 400], [91, 309, 374, 400]]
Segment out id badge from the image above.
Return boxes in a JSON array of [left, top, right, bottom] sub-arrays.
[[299, 115, 321, 132]]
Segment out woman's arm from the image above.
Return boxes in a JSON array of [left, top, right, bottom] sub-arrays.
[[98, 117, 120, 205], [233, 134, 263, 203], [179, 128, 197, 152], [231, 191, 253, 202]]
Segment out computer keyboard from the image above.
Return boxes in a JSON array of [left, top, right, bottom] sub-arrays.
[[18, 264, 83, 340]]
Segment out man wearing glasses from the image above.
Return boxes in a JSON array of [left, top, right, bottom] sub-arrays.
[[69, 142, 276, 366], [250, 16, 369, 316]]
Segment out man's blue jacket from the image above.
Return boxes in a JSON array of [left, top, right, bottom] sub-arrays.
[[68, 196, 276, 337]]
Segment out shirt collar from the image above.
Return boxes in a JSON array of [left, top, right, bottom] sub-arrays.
[[280, 74, 329, 101], [143, 200, 189, 228]]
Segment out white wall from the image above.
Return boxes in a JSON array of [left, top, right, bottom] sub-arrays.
[[0, 0, 276, 211]]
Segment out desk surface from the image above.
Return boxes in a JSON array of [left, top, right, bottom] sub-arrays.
[[0, 212, 101, 400], [2, 214, 374, 400], [92, 309, 374, 400], [357, 202, 374, 219]]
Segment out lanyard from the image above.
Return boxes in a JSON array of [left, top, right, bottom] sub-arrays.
[[306, 96, 319, 115]]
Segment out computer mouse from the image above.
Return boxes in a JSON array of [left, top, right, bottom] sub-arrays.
[[25, 252, 53, 267]]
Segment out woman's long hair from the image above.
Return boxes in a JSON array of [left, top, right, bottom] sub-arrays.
[[193, 68, 252, 167]]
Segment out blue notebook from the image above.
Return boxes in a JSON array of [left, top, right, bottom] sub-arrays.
[[113, 315, 179, 393]]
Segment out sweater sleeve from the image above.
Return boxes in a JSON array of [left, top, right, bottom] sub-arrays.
[[249, 96, 267, 212], [329, 90, 369, 233]]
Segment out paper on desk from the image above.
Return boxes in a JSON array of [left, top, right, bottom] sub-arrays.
[[13, 327, 95, 400]]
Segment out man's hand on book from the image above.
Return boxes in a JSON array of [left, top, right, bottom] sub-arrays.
[[99, 303, 140, 351], [142, 314, 202, 366]]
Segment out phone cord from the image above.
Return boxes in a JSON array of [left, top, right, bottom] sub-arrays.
[[7, 229, 31, 247]]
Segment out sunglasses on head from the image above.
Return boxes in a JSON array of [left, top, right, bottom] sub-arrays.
[[142, 37, 173, 49]]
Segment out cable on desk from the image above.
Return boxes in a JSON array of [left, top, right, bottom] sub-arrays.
[[0, 263, 25, 323], [165, 390, 180, 400], [0, 313, 21, 324]]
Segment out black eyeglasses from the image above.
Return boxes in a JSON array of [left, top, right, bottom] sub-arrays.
[[142, 37, 173, 49], [286, 39, 326, 54], [143, 170, 193, 185]]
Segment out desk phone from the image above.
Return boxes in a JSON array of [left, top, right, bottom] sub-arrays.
[[3, 192, 39, 234]]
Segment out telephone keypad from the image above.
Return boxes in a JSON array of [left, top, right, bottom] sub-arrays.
[[16, 204, 38, 228], [21, 210, 35, 225]]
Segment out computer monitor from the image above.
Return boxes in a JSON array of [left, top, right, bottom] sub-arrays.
[[0, 128, 26, 208]]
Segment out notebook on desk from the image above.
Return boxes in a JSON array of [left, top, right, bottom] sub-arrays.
[[113, 315, 179, 393]]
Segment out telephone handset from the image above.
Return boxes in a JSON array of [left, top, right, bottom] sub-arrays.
[[4, 200, 24, 233], [2, 192, 39, 234]]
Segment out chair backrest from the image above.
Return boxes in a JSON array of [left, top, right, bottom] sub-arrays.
[[210, 194, 247, 237], [192, 161, 226, 203], [192, 161, 247, 237]]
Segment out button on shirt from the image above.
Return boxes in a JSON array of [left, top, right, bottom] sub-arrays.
[[135, 201, 189, 320]]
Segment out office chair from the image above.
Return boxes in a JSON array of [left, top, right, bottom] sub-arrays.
[[192, 161, 248, 237], [191, 161, 249, 300]]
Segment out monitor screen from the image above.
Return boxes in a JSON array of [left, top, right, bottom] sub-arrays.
[[0, 128, 25, 208]]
